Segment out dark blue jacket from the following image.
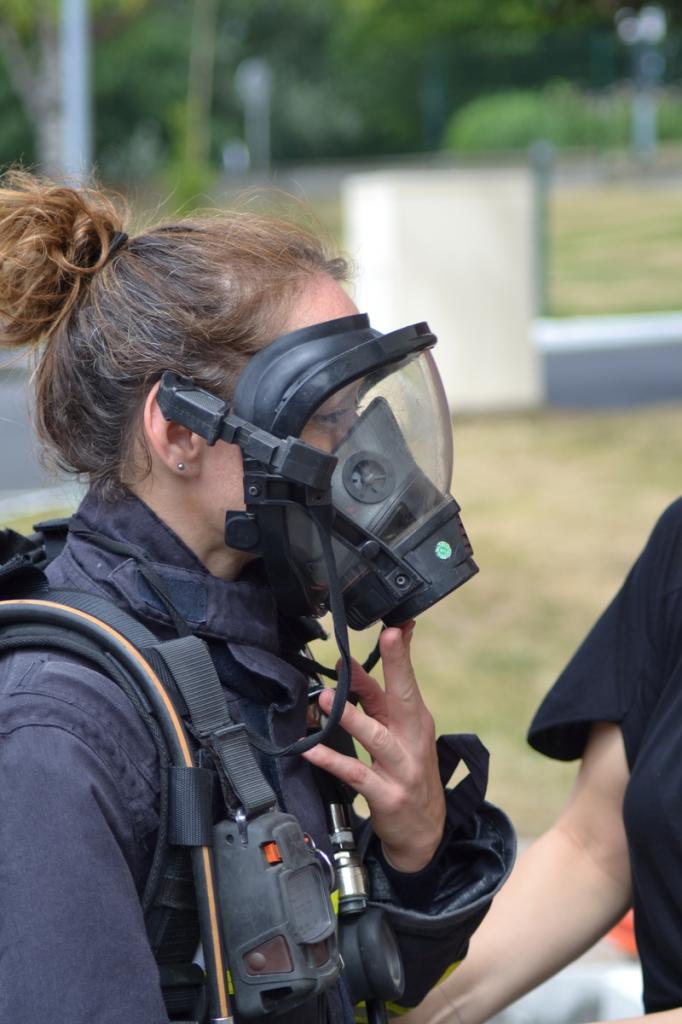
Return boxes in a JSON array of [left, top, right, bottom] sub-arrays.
[[0, 490, 514, 1024]]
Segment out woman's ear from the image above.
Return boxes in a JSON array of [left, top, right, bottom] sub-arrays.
[[143, 380, 204, 476]]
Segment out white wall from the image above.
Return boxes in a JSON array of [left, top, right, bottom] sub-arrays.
[[343, 167, 543, 412]]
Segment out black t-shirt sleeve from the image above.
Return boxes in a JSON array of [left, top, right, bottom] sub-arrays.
[[528, 499, 682, 766]]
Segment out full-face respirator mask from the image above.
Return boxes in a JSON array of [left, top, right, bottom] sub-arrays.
[[159, 313, 477, 635]]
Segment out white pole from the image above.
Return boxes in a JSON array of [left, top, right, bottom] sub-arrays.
[[234, 58, 272, 173], [60, 0, 91, 180]]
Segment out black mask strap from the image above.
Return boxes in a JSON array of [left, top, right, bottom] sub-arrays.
[[285, 651, 339, 681], [361, 632, 383, 674], [247, 508, 354, 757], [284, 629, 383, 682]]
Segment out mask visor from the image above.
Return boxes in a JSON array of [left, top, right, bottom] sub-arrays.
[[286, 350, 476, 627]]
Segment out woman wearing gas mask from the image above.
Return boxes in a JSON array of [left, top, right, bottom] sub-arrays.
[[0, 171, 514, 1024]]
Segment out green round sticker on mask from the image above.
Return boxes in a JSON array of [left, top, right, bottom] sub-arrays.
[[435, 540, 452, 560]]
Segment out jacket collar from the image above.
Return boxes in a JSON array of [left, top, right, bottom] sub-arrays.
[[68, 489, 282, 652]]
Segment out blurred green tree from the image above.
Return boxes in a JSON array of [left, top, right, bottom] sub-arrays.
[[0, 0, 147, 175], [1, 0, 680, 178]]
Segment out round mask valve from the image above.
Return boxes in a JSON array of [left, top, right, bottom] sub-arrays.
[[342, 451, 395, 504]]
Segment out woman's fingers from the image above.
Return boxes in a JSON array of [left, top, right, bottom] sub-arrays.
[[302, 741, 394, 808], [338, 623, 422, 727], [321, 622, 429, 756], [316, 687, 404, 768], [378, 623, 424, 723], [338, 658, 388, 724]]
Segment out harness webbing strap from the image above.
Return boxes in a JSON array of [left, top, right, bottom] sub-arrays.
[[153, 635, 277, 818], [169, 765, 215, 847]]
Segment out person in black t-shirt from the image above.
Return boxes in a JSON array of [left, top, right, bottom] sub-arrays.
[[400, 500, 682, 1024]]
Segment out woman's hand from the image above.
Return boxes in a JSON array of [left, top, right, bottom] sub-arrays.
[[302, 621, 446, 873]]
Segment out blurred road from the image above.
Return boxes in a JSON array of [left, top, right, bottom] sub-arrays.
[[0, 371, 51, 491], [544, 342, 682, 407], [536, 311, 682, 408]]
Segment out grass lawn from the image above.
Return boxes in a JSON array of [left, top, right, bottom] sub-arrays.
[[546, 181, 682, 316], [5, 510, 70, 536]]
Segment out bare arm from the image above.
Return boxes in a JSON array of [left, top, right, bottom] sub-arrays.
[[400, 722, 633, 1024]]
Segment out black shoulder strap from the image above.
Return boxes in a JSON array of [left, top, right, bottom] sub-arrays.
[[149, 636, 276, 818]]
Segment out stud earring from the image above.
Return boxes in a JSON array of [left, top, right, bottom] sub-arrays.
[[177, 462, 186, 471]]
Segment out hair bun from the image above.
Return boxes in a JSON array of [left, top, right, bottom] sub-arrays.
[[0, 169, 127, 350]]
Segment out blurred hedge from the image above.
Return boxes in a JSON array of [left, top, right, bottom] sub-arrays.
[[444, 82, 682, 153]]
